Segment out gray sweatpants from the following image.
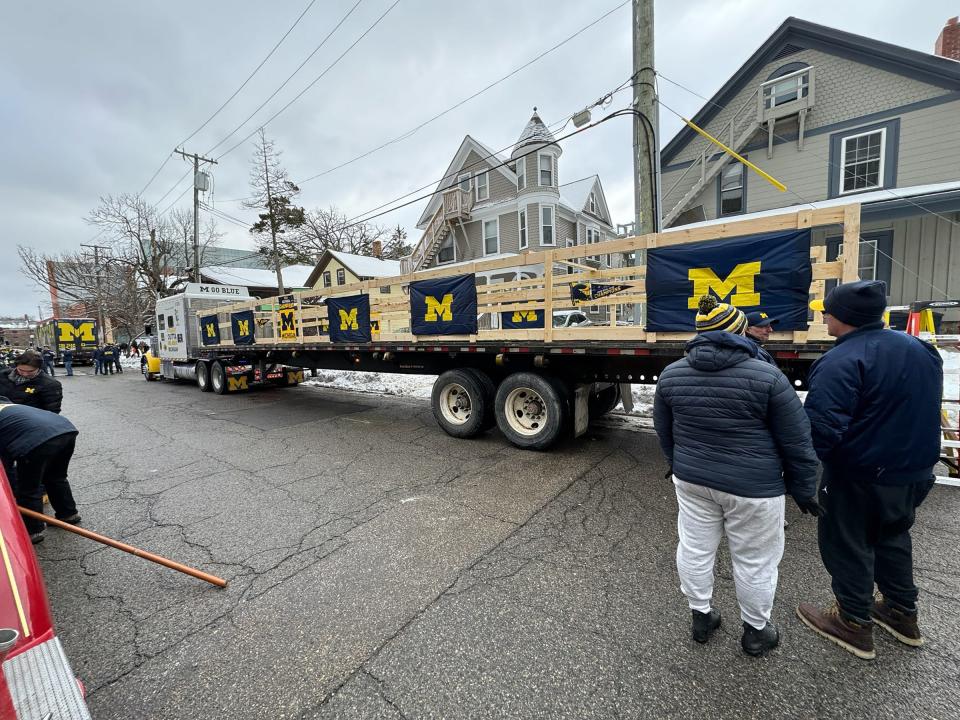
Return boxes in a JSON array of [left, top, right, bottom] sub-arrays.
[[674, 476, 785, 630]]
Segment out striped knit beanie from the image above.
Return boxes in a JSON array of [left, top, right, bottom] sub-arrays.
[[695, 295, 748, 334]]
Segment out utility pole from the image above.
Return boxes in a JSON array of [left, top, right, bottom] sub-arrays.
[[174, 148, 218, 283], [633, 0, 658, 238], [260, 139, 286, 296], [80, 243, 110, 343]]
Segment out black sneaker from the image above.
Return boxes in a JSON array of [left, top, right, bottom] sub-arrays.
[[58, 513, 81, 525], [691, 608, 722, 643], [29, 532, 44, 545], [741, 622, 779, 656]]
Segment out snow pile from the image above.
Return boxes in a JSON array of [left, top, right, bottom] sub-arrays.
[[304, 370, 435, 399], [120, 354, 144, 369]]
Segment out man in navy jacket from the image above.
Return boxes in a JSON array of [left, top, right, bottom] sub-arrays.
[[797, 281, 942, 660], [654, 295, 820, 657]]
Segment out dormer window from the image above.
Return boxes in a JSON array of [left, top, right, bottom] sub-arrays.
[[758, 65, 815, 124], [475, 171, 489, 202], [539, 154, 553, 186], [588, 192, 597, 214]]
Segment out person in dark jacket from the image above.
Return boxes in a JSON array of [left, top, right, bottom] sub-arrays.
[[797, 281, 942, 660], [654, 295, 821, 656], [744, 312, 778, 365], [92, 346, 102, 375], [0, 398, 80, 543], [62, 347, 74, 377], [0, 351, 63, 413], [101, 344, 115, 375], [113, 344, 123, 374], [41, 347, 56, 376]]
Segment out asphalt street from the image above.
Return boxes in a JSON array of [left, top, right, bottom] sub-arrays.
[[35, 369, 960, 719]]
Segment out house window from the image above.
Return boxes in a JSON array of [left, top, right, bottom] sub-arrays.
[[379, 285, 391, 294], [541, 206, 554, 245], [336, 268, 346, 285], [539, 154, 553, 186], [589, 192, 597, 214], [322, 271, 331, 288], [483, 219, 499, 255], [762, 67, 811, 110], [437, 235, 455, 264], [840, 129, 885, 194], [475, 172, 489, 202], [586, 227, 601, 263], [719, 161, 745, 215], [518, 208, 528, 250], [516, 156, 526, 191], [824, 230, 893, 293], [458, 173, 471, 192]]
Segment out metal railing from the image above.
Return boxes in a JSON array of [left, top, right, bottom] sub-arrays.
[[401, 188, 473, 273]]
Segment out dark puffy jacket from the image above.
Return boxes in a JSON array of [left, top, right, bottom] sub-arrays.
[[0, 401, 77, 459], [804, 323, 942, 484], [746, 336, 777, 366], [653, 331, 819, 499], [0, 369, 62, 413]]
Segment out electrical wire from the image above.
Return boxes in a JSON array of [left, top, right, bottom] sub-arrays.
[[294, 0, 631, 186], [178, 0, 319, 148], [213, 0, 396, 160]]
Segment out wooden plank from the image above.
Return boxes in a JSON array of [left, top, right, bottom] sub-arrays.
[[544, 251, 554, 343], [812, 261, 843, 280], [841, 203, 862, 283], [552, 326, 647, 341]]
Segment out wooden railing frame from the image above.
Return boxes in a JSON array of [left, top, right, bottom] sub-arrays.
[[198, 204, 860, 348]]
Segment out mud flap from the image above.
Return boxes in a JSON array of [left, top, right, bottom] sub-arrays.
[[619, 383, 634, 413], [574, 384, 591, 438]]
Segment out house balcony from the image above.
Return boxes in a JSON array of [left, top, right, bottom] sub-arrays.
[[758, 66, 815, 124]]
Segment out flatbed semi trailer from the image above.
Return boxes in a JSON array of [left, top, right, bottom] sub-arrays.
[[150, 205, 860, 450]]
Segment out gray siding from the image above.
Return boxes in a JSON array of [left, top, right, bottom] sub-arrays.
[[462, 150, 516, 205], [518, 151, 558, 198], [886, 212, 960, 306], [668, 48, 945, 166], [527, 202, 541, 246], [498, 211, 520, 255], [557, 217, 576, 247]]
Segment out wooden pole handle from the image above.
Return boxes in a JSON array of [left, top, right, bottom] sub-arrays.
[[19, 507, 227, 588]]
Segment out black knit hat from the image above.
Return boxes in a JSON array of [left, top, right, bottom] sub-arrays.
[[823, 280, 887, 327], [15, 350, 42, 368]]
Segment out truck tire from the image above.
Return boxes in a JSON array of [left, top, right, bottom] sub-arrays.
[[432, 369, 493, 439], [589, 384, 621, 419], [495, 372, 567, 451], [462, 368, 496, 431], [197, 361, 212, 392], [210, 361, 227, 395]]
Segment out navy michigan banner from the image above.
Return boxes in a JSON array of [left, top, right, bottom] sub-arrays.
[[646, 229, 812, 331], [410, 274, 478, 336]]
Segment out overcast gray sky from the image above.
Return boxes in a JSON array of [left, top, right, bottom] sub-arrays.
[[1, 0, 955, 318]]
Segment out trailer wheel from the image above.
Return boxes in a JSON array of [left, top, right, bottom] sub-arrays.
[[589, 384, 621, 419], [462, 368, 497, 431], [432, 369, 493, 439], [197, 361, 212, 392], [495, 372, 567, 450], [210, 361, 227, 395]]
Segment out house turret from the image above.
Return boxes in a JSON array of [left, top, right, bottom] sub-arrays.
[[511, 109, 560, 200]]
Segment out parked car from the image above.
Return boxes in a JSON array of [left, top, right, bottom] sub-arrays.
[[552, 310, 592, 328]]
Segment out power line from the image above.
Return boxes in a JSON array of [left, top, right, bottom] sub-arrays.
[[206, 0, 369, 158], [295, 0, 631, 186], [178, 0, 319, 149]]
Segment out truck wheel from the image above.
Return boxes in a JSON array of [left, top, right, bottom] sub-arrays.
[[210, 361, 227, 395], [495, 372, 567, 450], [462, 368, 496, 431], [432, 369, 493, 439], [197, 361, 212, 392], [588, 384, 621, 419]]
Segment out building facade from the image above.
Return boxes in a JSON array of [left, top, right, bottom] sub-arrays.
[[659, 17, 960, 316]]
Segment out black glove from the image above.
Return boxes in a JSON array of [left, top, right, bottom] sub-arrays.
[[793, 496, 825, 517], [664, 467, 674, 481]]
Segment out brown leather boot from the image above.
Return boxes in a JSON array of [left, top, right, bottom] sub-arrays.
[[796, 602, 875, 660], [871, 597, 923, 647]]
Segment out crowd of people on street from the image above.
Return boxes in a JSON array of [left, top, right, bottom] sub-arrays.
[[654, 280, 943, 661]]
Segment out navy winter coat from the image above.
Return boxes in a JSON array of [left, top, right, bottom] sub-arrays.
[[746, 336, 777, 366], [0, 369, 62, 413], [0, 401, 77, 459], [804, 323, 942, 484], [653, 331, 819, 500]]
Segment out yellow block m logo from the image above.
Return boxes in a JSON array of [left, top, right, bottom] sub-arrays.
[[339, 308, 359, 330], [511, 310, 539, 323], [424, 294, 453, 322], [688, 262, 762, 309], [280, 311, 295, 333], [227, 375, 248, 391], [236, 319, 250, 336], [57, 321, 96, 343], [205, 322, 217, 338]]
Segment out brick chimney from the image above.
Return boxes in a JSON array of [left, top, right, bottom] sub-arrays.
[[371, 240, 382, 259], [935, 16, 960, 61]]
